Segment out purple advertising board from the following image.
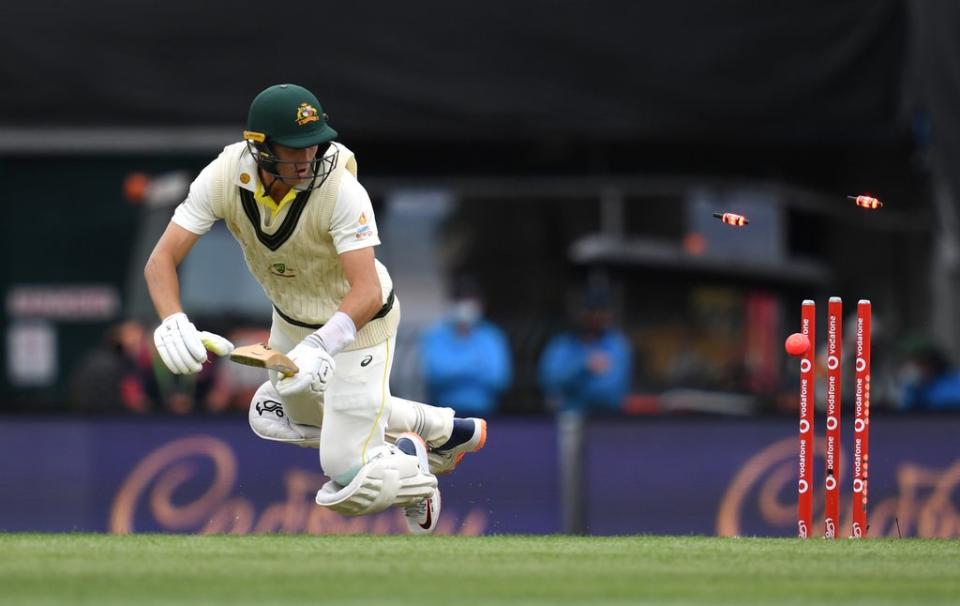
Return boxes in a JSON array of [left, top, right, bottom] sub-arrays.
[[0, 416, 558, 535], [0, 415, 957, 537], [585, 416, 960, 538]]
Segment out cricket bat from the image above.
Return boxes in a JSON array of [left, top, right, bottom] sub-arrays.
[[229, 343, 298, 376]]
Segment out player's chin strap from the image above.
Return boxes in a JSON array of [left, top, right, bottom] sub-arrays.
[[245, 139, 336, 196], [257, 142, 305, 198], [315, 445, 437, 516]]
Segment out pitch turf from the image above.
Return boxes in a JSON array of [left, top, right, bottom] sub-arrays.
[[1, 534, 958, 605]]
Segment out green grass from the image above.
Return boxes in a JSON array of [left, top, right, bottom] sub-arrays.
[[1, 534, 958, 605]]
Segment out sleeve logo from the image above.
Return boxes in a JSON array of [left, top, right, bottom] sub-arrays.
[[355, 212, 372, 239]]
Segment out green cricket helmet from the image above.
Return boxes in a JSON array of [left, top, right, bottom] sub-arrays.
[[243, 83, 339, 193]]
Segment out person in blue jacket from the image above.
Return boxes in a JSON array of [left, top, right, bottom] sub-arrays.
[[899, 338, 960, 411], [539, 287, 632, 412], [421, 278, 512, 416]]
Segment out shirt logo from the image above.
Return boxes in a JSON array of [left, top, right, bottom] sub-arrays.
[[239, 172, 251, 184], [269, 263, 297, 278], [359, 212, 368, 225], [360, 355, 373, 367], [295, 103, 320, 126]]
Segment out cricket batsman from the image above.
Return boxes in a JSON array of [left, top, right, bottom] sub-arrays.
[[144, 83, 487, 533]]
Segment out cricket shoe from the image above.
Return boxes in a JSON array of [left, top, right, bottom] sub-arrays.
[[428, 417, 487, 475], [395, 432, 442, 535], [403, 485, 441, 535]]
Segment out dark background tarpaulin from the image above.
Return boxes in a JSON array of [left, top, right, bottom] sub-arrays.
[[1, 0, 904, 143], [908, 1, 960, 189]]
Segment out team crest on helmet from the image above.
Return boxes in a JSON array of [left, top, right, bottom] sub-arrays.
[[295, 103, 320, 126]]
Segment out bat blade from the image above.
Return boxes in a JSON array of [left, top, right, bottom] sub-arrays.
[[229, 343, 299, 376]]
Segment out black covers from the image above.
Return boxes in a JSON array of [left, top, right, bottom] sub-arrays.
[[1, 1, 904, 143]]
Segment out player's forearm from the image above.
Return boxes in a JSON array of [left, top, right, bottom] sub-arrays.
[[337, 281, 383, 330], [144, 222, 201, 321], [144, 251, 184, 320]]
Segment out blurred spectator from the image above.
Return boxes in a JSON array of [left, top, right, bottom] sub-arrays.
[[151, 328, 223, 415], [539, 287, 632, 412], [67, 320, 158, 412], [66, 320, 238, 415], [204, 326, 273, 414], [899, 338, 960, 411], [420, 277, 512, 416], [155, 368, 218, 415]]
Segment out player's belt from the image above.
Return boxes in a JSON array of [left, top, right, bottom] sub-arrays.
[[273, 289, 395, 330]]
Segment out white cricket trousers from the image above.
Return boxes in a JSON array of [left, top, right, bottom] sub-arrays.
[[268, 308, 454, 485]]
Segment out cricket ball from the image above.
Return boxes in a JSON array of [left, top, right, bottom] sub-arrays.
[[785, 333, 810, 357]]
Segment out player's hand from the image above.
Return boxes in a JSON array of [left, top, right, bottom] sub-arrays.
[[276, 342, 336, 397], [154, 312, 235, 375]]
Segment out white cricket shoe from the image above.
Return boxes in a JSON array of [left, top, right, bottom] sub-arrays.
[[395, 432, 442, 534], [428, 418, 487, 475], [403, 486, 441, 535]]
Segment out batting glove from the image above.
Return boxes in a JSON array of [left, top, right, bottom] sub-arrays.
[[276, 342, 336, 397], [154, 312, 234, 375]]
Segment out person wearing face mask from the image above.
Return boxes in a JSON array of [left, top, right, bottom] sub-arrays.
[[899, 338, 960, 411], [539, 286, 632, 412], [420, 277, 513, 417]]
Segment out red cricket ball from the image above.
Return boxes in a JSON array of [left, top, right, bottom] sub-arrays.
[[785, 333, 811, 357]]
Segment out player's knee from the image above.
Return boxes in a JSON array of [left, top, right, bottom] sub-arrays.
[[250, 381, 282, 416], [265, 379, 324, 427], [320, 442, 375, 486], [249, 381, 322, 448], [249, 381, 284, 437], [314, 444, 435, 515]]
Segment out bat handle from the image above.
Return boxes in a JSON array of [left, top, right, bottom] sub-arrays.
[[272, 364, 299, 378]]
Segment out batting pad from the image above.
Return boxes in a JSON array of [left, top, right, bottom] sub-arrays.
[[315, 446, 436, 516]]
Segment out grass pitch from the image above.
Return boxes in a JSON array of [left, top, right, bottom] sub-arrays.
[[1, 534, 958, 605]]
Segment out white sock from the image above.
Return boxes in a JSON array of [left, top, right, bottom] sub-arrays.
[[387, 397, 455, 448]]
